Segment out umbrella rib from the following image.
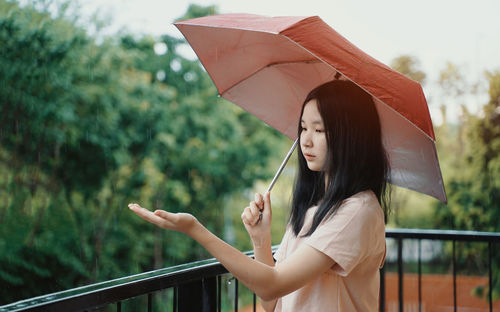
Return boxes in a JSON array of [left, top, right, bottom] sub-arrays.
[[266, 59, 322, 66]]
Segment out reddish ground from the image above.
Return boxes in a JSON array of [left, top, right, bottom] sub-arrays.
[[384, 273, 499, 312]]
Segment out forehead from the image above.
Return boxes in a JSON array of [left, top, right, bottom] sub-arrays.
[[301, 99, 323, 123]]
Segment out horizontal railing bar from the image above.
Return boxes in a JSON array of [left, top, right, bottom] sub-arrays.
[[2, 262, 229, 312], [385, 228, 500, 242]]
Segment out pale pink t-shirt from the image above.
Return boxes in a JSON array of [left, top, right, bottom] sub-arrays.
[[273, 190, 386, 311]]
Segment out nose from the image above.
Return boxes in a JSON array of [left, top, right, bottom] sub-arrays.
[[301, 130, 313, 148]]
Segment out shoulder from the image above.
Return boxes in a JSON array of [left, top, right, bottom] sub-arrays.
[[340, 190, 382, 216], [325, 190, 383, 229], [342, 189, 378, 206]]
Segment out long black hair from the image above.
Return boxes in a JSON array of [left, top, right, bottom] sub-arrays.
[[290, 80, 390, 236]]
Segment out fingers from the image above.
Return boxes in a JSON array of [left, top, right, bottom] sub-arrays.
[[254, 193, 264, 224], [263, 192, 272, 217], [241, 192, 272, 227], [254, 193, 264, 211], [241, 205, 260, 226], [264, 192, 271, 208], [154, 209, 176, 220], [250, 201, 260, 216], [241, 208, 251, 225], [128, 203, 167, 227]]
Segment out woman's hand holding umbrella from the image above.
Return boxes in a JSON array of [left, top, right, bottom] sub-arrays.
[[241, 192, 272, 248], [241, 192, 278, 311]]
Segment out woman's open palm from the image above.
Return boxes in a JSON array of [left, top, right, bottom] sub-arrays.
[[128, 203, 197, 234]]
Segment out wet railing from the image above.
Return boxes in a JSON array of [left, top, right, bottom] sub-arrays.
[[1, 229, 499, 312]]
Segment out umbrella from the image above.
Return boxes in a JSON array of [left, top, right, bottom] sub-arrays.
[[174, 14, 447, 203]]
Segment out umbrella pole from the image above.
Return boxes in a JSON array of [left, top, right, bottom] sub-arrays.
[[266, 138, 299, 193]]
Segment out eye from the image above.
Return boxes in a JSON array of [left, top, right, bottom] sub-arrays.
[[316, 129, 325, 133], [300, 126, 307, 132]]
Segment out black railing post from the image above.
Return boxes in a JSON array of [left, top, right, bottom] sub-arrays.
[[379, 266, 385, 312], [174, 286, 178, 312], [116, 301, 121, 312], [488, 241, 492, 312], [452, 240, 457, 312], [234, 279, 239, 312], [418, 239, 422, 312], [217, 275, 222, 312], [178, 277, 216, 312], [178, 280, 202, 311], [397, 238, 403, 312], [202, 277, 217, 312], [148, 293, 152, 312]]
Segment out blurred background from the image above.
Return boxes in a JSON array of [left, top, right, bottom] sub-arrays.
[[0, 0, 499, 309]]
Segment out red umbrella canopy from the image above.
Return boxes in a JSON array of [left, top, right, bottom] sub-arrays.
[[175, 14, 446, 203]]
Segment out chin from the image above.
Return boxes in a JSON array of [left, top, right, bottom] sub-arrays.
[[307, 164, 322, 172]]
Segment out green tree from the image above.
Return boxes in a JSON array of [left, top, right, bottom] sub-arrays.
[[433, 71, 500, 231], [0, 1, 285, 304], [433, 71, 500, 300]]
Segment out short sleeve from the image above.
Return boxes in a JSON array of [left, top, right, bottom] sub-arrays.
[[304, 196, 381, 276]]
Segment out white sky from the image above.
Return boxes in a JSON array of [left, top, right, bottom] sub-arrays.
[[82, 0, 500, 124]]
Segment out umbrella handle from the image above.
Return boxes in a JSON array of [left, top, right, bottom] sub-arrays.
[[266, 138, 299, 193], [257, 138, 299, 223]]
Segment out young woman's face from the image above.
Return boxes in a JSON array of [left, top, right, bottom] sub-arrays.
[[300, 99, 327, 172]]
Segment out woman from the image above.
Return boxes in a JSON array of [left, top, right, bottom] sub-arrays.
[[129, 80, 390, 311]]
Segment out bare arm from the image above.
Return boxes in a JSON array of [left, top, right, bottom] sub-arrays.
[[128, 203, 335, 302], [253, 244, 276, 312], [241, 193, 277, 311]]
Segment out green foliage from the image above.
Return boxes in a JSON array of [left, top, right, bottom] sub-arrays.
[[390, 55, 426, 85], [0, 1, 286, 304], [174, 4, 218, 22], [433, 71, 500, 231], [431, 72, 500, 301]]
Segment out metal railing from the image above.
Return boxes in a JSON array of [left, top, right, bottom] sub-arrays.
[[382, 229, 500, 312], [1, 229, 499, 312]]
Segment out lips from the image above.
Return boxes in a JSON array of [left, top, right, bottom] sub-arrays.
[[303, 153, 316, 161]]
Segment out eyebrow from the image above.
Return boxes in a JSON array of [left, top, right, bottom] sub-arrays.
[[301, 119, 323, 125]]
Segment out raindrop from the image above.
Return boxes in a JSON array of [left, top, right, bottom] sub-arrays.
[[156, 70, 166, 81], [184, 72, 196, 82], [170, 59, 181, 72], [154, 42, 168, 55]]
